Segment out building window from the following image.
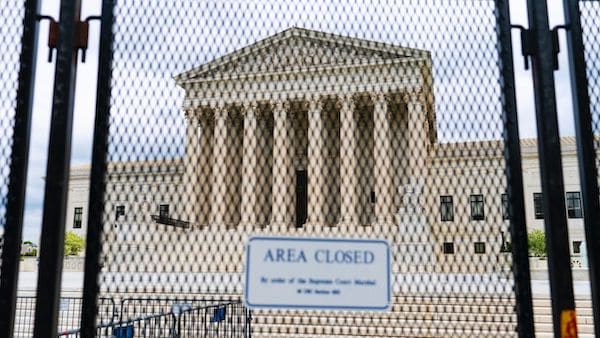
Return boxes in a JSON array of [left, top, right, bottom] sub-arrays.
[[115, 205, 125, 220], [533, 193, 544, 219], [159, 204, 169, 218], [566, 192, 583, 219], [573, 241, 582, 254], [501, 193, 509, 220], [474, 242, 486, 254], [443, 242, 454, 254], [73, 207, 83, 229], [440, 195, 454, 222], [469, 194, 485, 221]]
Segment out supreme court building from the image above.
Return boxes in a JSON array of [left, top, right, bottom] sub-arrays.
[[176, 27, 434, 231], [66, 28, 587, 280]]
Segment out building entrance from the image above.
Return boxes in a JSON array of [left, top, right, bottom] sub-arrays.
[[296, 170, 307, 226]]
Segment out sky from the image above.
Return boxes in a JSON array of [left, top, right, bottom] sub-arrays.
[[0, 0, 591, 243]]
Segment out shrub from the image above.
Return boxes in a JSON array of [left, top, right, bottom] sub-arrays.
[[64, 232, 85, 256], [528, 229, 546, 257], [22, 249, 37, 257]]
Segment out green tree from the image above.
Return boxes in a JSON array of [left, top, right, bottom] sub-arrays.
[[22, 248, 37, 257], [64, 232, 85, 256], [528, 229, 546, 257]]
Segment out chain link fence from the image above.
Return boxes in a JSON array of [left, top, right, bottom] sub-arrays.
[[13, 297, 116, 337], [3, 0, 600, 336], [581, 0, 600, 159], [578, 1, 600, 336], [91, 1, 518, 336], [0, 1, 25, 269]]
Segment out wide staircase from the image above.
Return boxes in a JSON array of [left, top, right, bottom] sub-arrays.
[[252, 295, 595, 337], [13, 292, 596, 337], [534, 297, 595, 338]]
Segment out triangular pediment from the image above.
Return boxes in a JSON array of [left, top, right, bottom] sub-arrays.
[[175, 27, 428, 82]]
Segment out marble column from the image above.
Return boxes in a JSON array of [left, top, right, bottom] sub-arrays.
[[240, 103, 259, 228], [406, 90, 427, 180], [373, 92, 394, 226], [270, 100, 294, 228], [196, 112, 214, 227], [256, 113, 273, 226], [211, 105, 228, 228], [338, 94, 360, 226], [183, 111, 199, 226], [306, 97, 325, 226]]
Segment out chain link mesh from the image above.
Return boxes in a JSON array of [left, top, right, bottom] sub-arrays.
[[92, 0, 519, 336], [0, 2, 25, 271], [581, 1, 600, 161], [578, 3, 600, 336]]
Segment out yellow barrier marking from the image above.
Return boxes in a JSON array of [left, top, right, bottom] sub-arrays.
[[561, 309, 578, 338]]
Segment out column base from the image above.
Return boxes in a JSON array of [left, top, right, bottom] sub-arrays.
[[336, 219, 360, 228], [211, 222, 228, 231], [302, 222, 323, 232], [238, 222, 260, 232], [371, 219, 395, 232], [194, 223, 212, 230], [268, 222, 293, 232]]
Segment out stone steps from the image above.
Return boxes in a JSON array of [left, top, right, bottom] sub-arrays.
[[251, 322, 517, 337], [534, 313, 595, 325], [537, 334, 595, 338], [249, 296, 595, 337], [534, 322, 595, 335], [251, 311, 517, 325], [251, 317, 596, 337]]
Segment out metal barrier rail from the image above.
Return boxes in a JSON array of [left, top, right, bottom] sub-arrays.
[[56, 299, 251, 338], [119, 297, 213, 323], [14, 297, 116, 338], [177, 301, 251, 338], [58, 311, 175, 338]]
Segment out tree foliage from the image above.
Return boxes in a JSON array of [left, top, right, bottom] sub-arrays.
[[64, 232, 85, 256], [23, 249, 37, 257], [528, 229, 546, 257]]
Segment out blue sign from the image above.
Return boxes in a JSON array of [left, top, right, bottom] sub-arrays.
[[244, 236, 391, 311]]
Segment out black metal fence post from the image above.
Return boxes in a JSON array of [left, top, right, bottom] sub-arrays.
[[33, 0, 82, 337], [0, 1, 41, 337], [494, 1, 536, 337], [80, 0, 115, 337], [562, 0, 600, 335], [526, 0, 577, 336]]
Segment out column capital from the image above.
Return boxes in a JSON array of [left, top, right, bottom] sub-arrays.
[[338, 93, 354, 101], [212, 104, 228, 119], [373, 92, 394, 120], [185, 111, 202, 128], [306, 96, 323, 115], [304, 92, 321, 101], [242, 102, 259, 118], [337, 93, 355, 112], [271, 99, 288, 118], [372, 92, 388, 105], [186, 106, 216, 121], [401, 88, 425, 104], [183, 107, 196, 120]]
